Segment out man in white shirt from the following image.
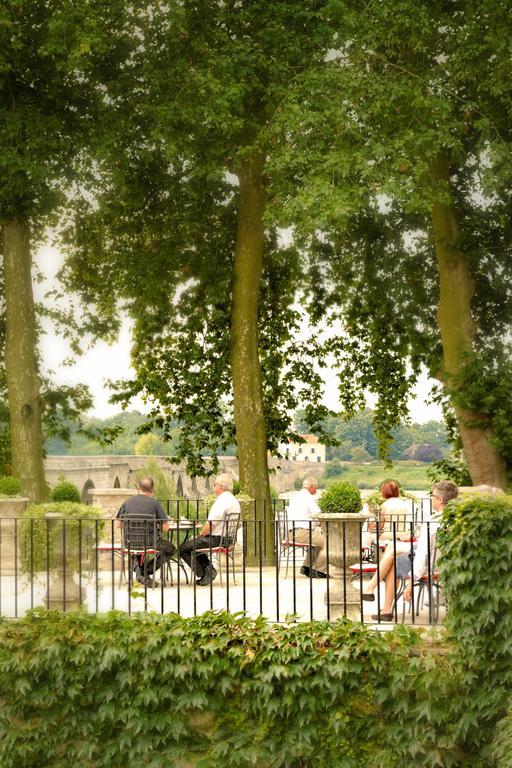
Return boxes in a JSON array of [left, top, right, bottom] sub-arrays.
[[401, 479, 458, 604], [179, 472, 240, 586], [286, 476, 327, 578]]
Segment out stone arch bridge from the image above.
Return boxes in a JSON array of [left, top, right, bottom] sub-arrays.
[[44, 455, 325, 502]]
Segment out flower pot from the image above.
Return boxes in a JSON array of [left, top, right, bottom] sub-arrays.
[[43, 512, 87, 611], [0, 498, 29, 576], [316, 511, 372, 620]]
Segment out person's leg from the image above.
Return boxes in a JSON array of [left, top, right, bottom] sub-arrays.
[[364, 546, 396, 595], [381, 562, 397, 614], [131, 555, 144, 583], [179, 536, 218, 578], [310, 529, 326, 573], [145, 540, 176, 576], [290, 527, 325, 572]]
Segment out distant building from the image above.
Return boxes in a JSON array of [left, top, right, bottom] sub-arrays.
[[278, 434, 326, 463], [402, 443, 443, 462]]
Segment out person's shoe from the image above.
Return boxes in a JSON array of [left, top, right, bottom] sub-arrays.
[[197, 565, 217, 586], [371, 612, 393, 622], [300, 565, 327, 579], [137, 572, 159, 588], [362, 593, 375, 602]]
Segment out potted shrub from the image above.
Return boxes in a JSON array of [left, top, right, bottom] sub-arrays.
[[318, 481, 363, 515], [0, 476, 22, 497], [20, 501, 104, 610], [317, 481, 372, 619], [0, 476, 29, 576]]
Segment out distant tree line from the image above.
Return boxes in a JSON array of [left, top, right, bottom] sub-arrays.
[[44, 408, 446, 463], [294, 408, 447, 463]]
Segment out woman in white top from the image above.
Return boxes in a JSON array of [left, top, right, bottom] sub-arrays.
[[362, 480, 411, 551]]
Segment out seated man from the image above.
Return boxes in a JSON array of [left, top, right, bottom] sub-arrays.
[[401, 479, 459, 606], [287, 475, 326, 578], [362, 480, 458, 620], [179, 472, 240, 586], [116, 476, 175, 587]]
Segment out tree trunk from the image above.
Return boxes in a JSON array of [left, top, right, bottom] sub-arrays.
[[3, 218, 47, 501], [231, 150, 273, 563], [431, 155, 508, 489]]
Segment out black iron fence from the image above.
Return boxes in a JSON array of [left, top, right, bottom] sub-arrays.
[[0, 497, 442, 625]]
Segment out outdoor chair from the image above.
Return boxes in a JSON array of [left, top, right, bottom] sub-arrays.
[[88, 539, 126, 587], [90, 517, 188, 588], [402, 544, 440, 623], [276, 508, 311, 578], [123, 518, 191, 587], [195, 510, 241, 586]]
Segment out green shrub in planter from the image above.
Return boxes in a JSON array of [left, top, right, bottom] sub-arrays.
[[0, 476, 21, 497], [19, 502, 104, 573], [318, 481, 362, 514], [50, 480, 81, 503]]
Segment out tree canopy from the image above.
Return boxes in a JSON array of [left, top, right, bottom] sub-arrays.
[[59, 0, 334, 504], [268, 0, 512, 486], [3, 0, 511, 495]]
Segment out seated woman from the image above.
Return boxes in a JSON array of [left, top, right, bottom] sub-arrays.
[[362, 479, 411, 553], [362, 480, 458, 621]]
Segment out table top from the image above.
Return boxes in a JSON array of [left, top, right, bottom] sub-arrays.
[[168, 519, 200, 529]]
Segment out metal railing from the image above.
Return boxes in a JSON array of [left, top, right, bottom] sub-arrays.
[[0, 497, 442, 625]]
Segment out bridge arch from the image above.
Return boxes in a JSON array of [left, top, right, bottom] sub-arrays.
[[81, 479, 95, 503]]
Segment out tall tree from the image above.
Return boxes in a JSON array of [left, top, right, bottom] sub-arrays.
[[271, 0, 512, 487], [0, 0, 129, 498], [60, 1, 333, 509]]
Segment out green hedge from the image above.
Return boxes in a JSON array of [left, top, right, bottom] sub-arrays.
[[50, 479, 81, 503], [19, 502, 104, 572], [438, 493, 512, 759], [0, 611, 463, 768]]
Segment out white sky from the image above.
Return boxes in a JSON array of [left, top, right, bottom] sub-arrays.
[[35, 244, 442, 423]]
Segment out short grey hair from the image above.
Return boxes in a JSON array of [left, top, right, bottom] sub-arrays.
[[214, 473, 233, 492], [302, 475, 318, 490], [432, 480, 458, 505], [138, 476, 155, 493]]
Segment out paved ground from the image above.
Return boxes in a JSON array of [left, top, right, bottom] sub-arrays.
[[0, 564, 445, 628]]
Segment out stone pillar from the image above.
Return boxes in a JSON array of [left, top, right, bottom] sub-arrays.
[[44, 512, 85, 611], [87, 489, 138, 575], [87, 488, 137, 518], [317, 511, 372, 621], [0, 498, 29, 576]]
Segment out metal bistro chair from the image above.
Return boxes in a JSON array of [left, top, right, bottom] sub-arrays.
[[402, 542, 440, 623], [125, 517, 193, 587], [195, 511, 241, 586], [122, 515, 161, 588], [90, 518, 188, 588], [276, 507, 311, 579]]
